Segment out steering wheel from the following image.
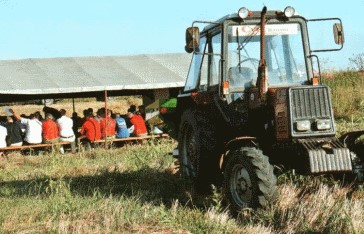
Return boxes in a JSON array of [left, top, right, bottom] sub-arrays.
[[237, 58, 259, 70]]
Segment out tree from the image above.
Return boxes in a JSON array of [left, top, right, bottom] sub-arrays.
[[349, 53, 364, 71]]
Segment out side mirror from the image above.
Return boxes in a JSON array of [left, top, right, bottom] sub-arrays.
[[185, 27, 200, 53], [333, 23, 344, 45]]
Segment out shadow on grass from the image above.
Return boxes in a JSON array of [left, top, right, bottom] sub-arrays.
[[0, 167, 202, 208]]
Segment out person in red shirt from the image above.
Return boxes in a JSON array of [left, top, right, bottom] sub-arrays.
[[42, 113, 64, 154], [42, 113, 59, 142], [79, 110, 101, 151], [100, 109, 116, 139], [127, 111, 148, 137]]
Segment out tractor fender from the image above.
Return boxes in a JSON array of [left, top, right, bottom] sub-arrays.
[[225, 136, 258, 151], [221, 136, 258, 171], [339, 130, 364, 149], [340, 130, 364, 161]]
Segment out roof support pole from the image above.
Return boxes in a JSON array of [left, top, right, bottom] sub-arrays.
[[104, 90, 108, 149], [72, 98, 76, 113]]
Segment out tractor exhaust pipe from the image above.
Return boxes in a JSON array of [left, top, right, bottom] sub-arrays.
[[256, 6, 268, 101]]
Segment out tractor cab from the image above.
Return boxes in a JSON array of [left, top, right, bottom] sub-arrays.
[[183, 6, 344, 103], [227, 23, 308, 89]]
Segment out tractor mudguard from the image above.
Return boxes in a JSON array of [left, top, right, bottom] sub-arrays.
[[339, 130, 364, 148], [340, 130, 364, 160], [221, 136, 257, 169], [225, 136, 258, 152]]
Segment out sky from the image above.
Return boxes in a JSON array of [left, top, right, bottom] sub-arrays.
[[0, 0, 363, 70]]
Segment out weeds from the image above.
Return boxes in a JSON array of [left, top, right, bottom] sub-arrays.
[[323, 71, 364, 128], [1, 140, 363, 233]]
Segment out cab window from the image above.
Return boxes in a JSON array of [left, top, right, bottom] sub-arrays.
[[210, 33, 221, 86], [184, 37, 207, 92]]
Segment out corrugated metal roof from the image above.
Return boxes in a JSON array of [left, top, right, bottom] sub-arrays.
[[0, 53, 191, 95]]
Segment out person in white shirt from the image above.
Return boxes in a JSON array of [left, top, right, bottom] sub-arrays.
[[0, 125, 8, 148], [10, 109, 42, 144], [57, 109, 76, 153]]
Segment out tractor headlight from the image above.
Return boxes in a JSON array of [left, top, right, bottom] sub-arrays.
[[238, 7, 250, 19], [296, 120, 311, 132], [284, 6, 295, 18], [316, 119, 331, 130]]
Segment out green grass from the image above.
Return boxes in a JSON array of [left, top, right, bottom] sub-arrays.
[[323, 71, 364, 133], [0, 139, 244, 233], [1, 138, 364, 233], [1, 71, 364, 233]]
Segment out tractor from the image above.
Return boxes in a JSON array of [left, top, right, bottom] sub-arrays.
[[147, 6, 364, 214]]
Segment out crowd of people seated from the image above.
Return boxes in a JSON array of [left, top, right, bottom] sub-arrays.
[[0, 104, 152, 153]]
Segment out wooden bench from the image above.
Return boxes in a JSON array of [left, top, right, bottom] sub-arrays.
[[93, 133, 169, 144], [92, 134, 170, 149], [0, 141, 71, 152], [0, 134, 170, 153]]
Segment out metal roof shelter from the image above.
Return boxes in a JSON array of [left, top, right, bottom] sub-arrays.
[[0, 53, 191, 102]]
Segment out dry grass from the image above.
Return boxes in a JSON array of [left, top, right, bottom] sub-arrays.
[[274, 182, 363, 233], [0, 71, 364, 233], [0, 96, 142, 117], [1, 143, 364, 233]]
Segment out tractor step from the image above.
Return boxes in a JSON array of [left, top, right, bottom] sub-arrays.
[[172, 148, 179, 159], [308, 148, 352, 173]]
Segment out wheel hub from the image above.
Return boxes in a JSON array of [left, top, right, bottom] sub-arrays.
[[230, 164, 252, 207], [181, 126, 197, 178], [238, 177, 248, 192]]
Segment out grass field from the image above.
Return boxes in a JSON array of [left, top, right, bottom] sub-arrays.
[[0, 71, 364, 233], [1, 138, 364, 233], [323, 71, 364, 134]]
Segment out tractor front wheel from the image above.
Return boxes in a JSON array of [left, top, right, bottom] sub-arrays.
[[223, 147, 277, 214]]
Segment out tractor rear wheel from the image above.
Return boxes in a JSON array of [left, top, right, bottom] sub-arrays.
[[223, 147, 277, 214], [178, 109, 220, 193]]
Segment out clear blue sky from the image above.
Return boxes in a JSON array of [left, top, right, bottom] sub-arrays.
[[0, 0, 363, 70]]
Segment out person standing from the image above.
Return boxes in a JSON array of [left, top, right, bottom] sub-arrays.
[[10, 109, 42, 145], [5, 116, 23, 146], [79, 110, 101, 151], [57, 109, 76, 153]]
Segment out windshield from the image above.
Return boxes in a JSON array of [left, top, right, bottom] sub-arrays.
[[227, 23, 307, 89]]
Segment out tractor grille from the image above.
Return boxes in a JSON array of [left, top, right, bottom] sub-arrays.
[[289, 86, 335, 137], [290, 87, 331, 119]]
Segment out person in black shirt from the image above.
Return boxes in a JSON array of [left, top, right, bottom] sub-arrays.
[[5, 116, 23, 146]]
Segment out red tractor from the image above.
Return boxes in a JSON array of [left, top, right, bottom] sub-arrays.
[[149, 6, 363, 214]]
